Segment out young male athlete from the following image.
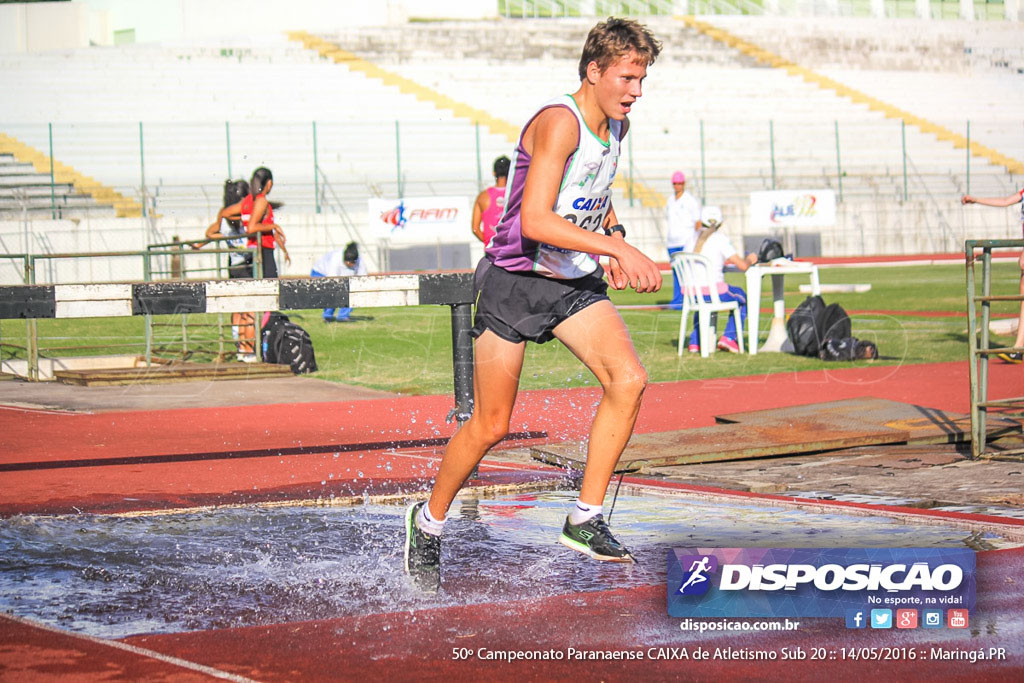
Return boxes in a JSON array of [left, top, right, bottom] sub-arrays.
[[405, 18, 662, 591]]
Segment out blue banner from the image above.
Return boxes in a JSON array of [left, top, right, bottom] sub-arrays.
[[667, 548, 975, 619]]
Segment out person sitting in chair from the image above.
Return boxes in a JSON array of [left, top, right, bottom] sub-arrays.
[[685, 206, 757, 353]]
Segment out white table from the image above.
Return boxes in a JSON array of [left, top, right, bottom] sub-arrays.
[[745, 260, 821, 355]]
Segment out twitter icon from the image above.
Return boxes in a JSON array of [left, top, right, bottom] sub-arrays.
[[870, 609, 893, 629]]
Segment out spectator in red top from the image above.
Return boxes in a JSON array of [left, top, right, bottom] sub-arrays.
[[208, 167, 288, 278]]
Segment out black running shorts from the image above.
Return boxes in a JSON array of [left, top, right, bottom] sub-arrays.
[[470, 258, 609, 344]]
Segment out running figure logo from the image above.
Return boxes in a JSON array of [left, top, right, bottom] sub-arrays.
[[676, 554, 718, 596], [380, 202, 407, 233]]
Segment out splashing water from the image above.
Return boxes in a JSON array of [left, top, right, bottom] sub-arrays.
[[0, 490, 1013, 639]]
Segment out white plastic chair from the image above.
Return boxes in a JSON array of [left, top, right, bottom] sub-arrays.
[[671, 252, 745, 357]]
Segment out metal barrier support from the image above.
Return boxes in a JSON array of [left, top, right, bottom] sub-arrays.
[[146, 237, 260, 364], [965, 238, 1024, 460]]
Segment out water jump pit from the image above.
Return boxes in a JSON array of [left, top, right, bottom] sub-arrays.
[[3, 385, 1024, 679], [1, 484, 1023, 681]]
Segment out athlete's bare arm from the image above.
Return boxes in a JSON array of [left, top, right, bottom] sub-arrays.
[[602, 205, 628, 290], [246, 196, 279, 235], [195, 201, 245, 248], [725, 252, 758, 272], [519, 107, 661, 293], [962, 193, 1022, 208], [471, 189, 489, 242]]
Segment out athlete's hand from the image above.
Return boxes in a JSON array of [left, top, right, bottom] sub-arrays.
[[606, 234, 628, 290], [611, 240, 662, 294]]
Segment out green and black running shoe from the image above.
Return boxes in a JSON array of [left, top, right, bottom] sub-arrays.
[[559, 513, 635, 563], [404, 501, 441, 592]]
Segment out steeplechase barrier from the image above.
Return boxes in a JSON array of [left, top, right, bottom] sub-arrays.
[[0, 273, 476, 423]]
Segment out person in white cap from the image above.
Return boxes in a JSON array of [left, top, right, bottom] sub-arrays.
[[665, 170, 702, 309], [686, 205, 757, 353]]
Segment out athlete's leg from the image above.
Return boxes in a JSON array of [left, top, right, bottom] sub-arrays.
[[426, 330, 526, 520], [235, 311, 255, 354], [553, 300, 648, 506], [260, 248, 278, 278], [721, 285, 747, 342], [667, 246, 685, 308]]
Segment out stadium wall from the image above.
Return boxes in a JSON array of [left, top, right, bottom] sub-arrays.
[[0, 2, 108, 54], [0, 1, 502, 53]]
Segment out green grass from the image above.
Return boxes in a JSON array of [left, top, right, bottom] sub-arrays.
[[2, 263, 1020, 395]]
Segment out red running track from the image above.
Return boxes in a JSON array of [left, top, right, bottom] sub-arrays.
[[1, 361, 1023, 681], [1, 360, 1021, 516], [120, 545, 1023, 682]]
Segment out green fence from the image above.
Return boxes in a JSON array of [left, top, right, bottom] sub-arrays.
[[3, 117, 1020, 222], [498, 0, 1014, 20]]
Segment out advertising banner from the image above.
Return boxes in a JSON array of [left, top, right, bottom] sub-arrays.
[[749, 189, 837, 229], [368, 196, 470, 243]]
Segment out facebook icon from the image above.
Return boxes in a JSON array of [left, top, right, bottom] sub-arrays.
[[845, 610, 867, 629]]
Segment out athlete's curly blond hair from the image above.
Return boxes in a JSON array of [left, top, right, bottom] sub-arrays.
[[578, 17, 662, 81]]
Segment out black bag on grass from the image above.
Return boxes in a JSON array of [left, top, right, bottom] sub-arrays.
[[786, 295, 826, 356], [819, 337, 879, 362], [819, 302, 852, 341], [786, 296, 852, 357], [261, 313, 317, 374]]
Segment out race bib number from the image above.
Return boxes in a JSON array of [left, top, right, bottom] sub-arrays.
[[561, 192, 611, 233]]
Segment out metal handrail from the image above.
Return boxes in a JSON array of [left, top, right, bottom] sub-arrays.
[[144, 236, 262, 364], [315, 165, 363, 247], [903, 152, 957, 252], [965, 238, 1024, 460]]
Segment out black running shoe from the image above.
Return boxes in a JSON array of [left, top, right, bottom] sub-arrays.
[[559, 513, 635, 563], [996, 352, 1023, 364], [404, 501, 441, 592]]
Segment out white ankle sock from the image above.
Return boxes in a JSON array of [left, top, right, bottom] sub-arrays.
[[416, 502, 445, 536], [569, 500, 602, 526]]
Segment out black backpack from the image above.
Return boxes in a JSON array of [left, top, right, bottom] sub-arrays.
[[786, 295, 825, 356], [261, 313, 317, 374], [786, 296, 852, 357], [819, 302, 852, 341], [819, 337, 879, 362]]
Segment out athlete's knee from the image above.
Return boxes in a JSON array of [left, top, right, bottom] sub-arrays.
[[467, 412, 511, 447], [606, 363, 648, 402]]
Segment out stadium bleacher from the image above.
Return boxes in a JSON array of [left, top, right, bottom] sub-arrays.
[[0, 14, 1021, 273], [0, 153, 104, 217]]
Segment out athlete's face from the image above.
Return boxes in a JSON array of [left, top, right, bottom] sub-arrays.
[[590, 51, 647, 120]]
